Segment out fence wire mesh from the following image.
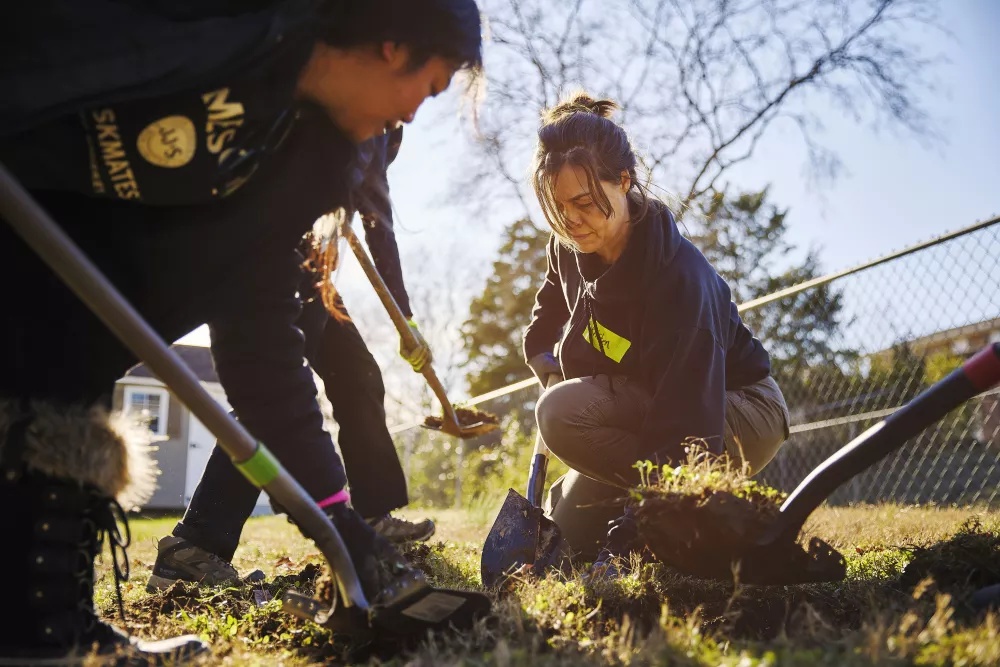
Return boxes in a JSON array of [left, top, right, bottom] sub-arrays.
[[393, 217, 1000, 508], [743, 217, 1000, 506]]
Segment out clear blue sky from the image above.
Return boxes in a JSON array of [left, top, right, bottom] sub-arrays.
[[179, 1, 999, 352]]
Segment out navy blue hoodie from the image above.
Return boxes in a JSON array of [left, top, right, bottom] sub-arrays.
[[523, 200, 771, 461]]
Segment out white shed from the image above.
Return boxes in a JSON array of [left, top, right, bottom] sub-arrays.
[[114, 344, 272, 513]]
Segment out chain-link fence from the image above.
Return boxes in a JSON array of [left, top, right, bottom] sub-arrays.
[[743, 217, 1000, 506], [393, 216, 1000, 508]]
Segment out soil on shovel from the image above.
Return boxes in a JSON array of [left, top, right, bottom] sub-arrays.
[[632, 451, 795, 579], [423, 406, 499, 430]]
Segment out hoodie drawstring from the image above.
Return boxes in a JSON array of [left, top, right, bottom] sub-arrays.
[[583, 287, 616, 395]]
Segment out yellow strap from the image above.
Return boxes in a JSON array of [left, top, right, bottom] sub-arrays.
[[583, 318, 632, 363]]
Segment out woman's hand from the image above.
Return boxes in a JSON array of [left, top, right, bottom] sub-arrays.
[[399, 319, 432, 372]]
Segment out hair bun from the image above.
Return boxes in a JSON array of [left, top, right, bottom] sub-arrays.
[[545, 91, 619, 122]]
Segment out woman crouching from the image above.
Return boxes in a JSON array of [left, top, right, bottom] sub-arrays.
[[523, 93, 791, 568]]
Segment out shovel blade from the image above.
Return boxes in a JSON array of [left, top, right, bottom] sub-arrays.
[[421, 420, 499, 440], [282, 586, 491, 639], [481, 489, 543, 588], [371, 587, 491, 636], [480, 489, 570, 588]]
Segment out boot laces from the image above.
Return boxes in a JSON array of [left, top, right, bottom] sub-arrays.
[[89, 490, 131, 622]]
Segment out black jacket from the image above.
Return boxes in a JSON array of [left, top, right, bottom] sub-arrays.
[[353, 127, 412, 318], [523, 201, 771, 460], [0, 0, 360, 493], [0, 0, 321, 136]]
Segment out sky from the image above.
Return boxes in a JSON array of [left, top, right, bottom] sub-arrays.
[[178, 1, 999, 367]]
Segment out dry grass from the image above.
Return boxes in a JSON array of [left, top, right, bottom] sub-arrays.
[[803, 504, 997, 549], [95, 504, 1000, 666]]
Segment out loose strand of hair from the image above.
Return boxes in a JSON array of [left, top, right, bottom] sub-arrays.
[[307, 210, 351, 323]]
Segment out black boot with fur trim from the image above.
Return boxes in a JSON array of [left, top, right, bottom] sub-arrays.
[[0, 402, 209, 666]]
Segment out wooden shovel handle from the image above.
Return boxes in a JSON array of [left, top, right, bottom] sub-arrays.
[[342, 224, 461, 429]]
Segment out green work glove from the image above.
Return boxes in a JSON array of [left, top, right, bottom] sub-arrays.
[[400, 319, 432, 372]]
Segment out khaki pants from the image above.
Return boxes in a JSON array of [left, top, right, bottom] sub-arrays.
[[537, 375, 789, 560]]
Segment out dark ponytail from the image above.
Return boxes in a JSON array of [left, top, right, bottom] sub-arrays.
[[533, 91, 654, 245]]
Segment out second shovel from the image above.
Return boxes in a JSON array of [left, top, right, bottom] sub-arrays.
[[481, 430, 568, 588]]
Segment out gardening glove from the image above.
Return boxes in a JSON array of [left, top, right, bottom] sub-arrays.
[[528, 352, 562, 385], [399, 319, 432, 372]]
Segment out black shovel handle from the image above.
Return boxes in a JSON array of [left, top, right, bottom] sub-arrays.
[[527, 453, 548, 507], [762, 343, 1000, 545]]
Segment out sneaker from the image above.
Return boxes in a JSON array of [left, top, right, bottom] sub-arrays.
[[366, 514, 436, 544], [147, 536, 240, 592]]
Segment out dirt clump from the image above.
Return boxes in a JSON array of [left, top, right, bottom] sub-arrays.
[[424, 407, 499, 430], [630, 449, 843, 583]]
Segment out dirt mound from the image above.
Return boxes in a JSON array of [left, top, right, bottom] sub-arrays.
[[900, 518, 1000, 592]]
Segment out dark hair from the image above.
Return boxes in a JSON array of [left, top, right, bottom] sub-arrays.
[[532, 92, 653, 245], [321, 0, 483, 72]]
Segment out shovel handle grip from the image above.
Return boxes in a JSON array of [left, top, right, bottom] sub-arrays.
[[526, 377, 561, 505], [527, 448, 549, 507], [767, 343, 1000, 543]]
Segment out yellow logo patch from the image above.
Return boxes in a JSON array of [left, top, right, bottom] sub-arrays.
[[202, 88, 245, 162], [137, 116, 196, 168], [582, 318, 632, 363]]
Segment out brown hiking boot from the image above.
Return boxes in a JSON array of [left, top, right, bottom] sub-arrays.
[[366, 514, 436, 544], [147, 536, 241, 592]]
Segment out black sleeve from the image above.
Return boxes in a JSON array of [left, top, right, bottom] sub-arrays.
[[639, 325, 727, 463], [208, 248, 347, 496], [356, 138, 412, 319], [523, 235, 569, 380]]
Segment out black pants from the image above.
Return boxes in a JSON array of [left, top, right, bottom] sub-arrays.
[[174, 297, 409, 560]]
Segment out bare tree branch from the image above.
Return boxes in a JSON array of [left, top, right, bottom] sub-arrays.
[[462, 0, 942, 222]]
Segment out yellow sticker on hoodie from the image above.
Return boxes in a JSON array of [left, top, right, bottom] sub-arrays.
[[583, 318, 631, 363]]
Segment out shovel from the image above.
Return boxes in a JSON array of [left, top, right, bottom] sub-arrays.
[[637, 343, 1000, 585], [481, 379, 569, 588], [0, 163, 490, 638], [342, 224, 497, 440]]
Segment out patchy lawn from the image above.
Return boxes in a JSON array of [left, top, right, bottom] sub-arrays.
[[96, 505, 1000, 665]]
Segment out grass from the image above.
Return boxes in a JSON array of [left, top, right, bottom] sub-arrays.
[[95, 504, 1000, 666]]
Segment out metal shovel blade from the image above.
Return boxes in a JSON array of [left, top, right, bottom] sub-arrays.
[[481, 489, 565, 588], [283, 572, 491, 638]]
